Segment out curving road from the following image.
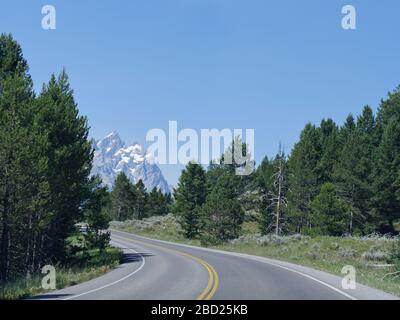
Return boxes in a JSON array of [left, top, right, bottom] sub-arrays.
[[33, 230, 398, 300]]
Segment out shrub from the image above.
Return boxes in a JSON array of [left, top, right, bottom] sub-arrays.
[[362, 249, 389, 261], [389, 240, 400, 271], [229, 235, 260, 245], [338, 248, 357, 258], [228, 233, 310, 246], [330, 242, 340, 250], [310, 243, 321, 251], [349, 233, 399, 242], [307, 251, 320, 260], [110, 214, 179, 232]]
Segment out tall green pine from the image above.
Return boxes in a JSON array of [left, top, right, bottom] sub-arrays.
[[173, 162, 206, 239], [36, 70, 93, 262], [111, 173, 136, 221], [201, 173, 244, 243], [135, 179, 147, 220], [0, 34, 49, 280], [286, 123, 321, 233]]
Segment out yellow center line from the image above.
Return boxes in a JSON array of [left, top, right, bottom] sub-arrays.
[[204, 261, 219, 300], [111, 233, 219, 300]]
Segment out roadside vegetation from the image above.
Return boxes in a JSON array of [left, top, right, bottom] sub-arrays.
[[0, 34, 121, 299], [111, 214, 200, 246], [0, 246, 122, 300]]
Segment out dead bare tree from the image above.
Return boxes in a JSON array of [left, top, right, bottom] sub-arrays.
[[268, 144, 288, 236]]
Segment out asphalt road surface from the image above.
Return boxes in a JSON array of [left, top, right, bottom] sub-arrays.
[[33, 230, 398, 300]]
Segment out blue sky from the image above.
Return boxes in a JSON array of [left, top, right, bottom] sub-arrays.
[[1, 0, 400, 185]]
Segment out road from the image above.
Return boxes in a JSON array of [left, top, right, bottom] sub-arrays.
[[34, 230, 398, 300]]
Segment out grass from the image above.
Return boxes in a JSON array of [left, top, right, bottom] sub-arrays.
[[110, 214, 201, 246], [0, 247, 123, 300], [111, 215, 400, 297]]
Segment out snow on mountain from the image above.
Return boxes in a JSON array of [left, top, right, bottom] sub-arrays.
[[91, 132, 170, 193]]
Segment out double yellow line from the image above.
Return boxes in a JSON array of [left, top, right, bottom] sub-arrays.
[[193, 255, 218, 300], [112, 233, 219, 300]]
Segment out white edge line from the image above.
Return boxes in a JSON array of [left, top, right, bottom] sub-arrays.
[[255, 259, 357, 300], [110, 229, 358, 300], [62, 239, 145, 300]]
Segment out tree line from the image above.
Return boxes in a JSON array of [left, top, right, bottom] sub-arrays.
[[173, 90, 400, 242], [0, 34, 108, 283], [110, 172, 172, 221], [173, 137, 251, 244], [281, 92, 400, 236]]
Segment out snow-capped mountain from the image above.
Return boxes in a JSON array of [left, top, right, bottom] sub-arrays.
[[92, 131, 170, 193]]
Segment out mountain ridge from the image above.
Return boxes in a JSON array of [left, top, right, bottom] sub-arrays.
[[91, 132, 170, 193]]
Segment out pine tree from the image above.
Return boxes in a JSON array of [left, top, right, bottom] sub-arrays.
[[135, 179, 147, 220], [145, 187, 169, 217], [369, 89, 400, 233], [221, 136, 255, 193], [145, 187, 158, 217], [286, 123, 321, 233], [0, 34, 49, 280], [173, 162, 206, 239], [340, 114, 356, 143], [201, 173, 244, 244], [111, 173, 136, 221], [84, 176, 111, 250], [334, 107, 376, 234], [0, 33, 30, 83], [205, 161, 230, 195], [310, 183, 349, 236], [36, 70, 93, 262], [316, 119, 341, 184], [372, 116, 400, 233], [375, 87, 400, 138]]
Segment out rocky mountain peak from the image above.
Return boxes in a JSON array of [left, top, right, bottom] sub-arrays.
[[91, 132, 170, 193]]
